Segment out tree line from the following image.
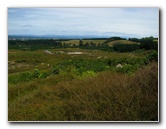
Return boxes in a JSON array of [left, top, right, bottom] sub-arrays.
[[8, 37, 158, 52]]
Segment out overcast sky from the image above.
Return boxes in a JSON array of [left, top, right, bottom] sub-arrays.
[[8, 8, 159, 38]]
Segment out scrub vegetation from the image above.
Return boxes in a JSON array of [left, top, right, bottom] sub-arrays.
[[8, 36, 158, 121]]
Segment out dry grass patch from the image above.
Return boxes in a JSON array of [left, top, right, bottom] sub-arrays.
[[8, 62, 158, 121], [107, 40, 139, 46]]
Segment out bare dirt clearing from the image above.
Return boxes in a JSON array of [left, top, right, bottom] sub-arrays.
[[66, 52, 85, 55]]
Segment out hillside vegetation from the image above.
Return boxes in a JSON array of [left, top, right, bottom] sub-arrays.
[[107, 40, 139, 46]]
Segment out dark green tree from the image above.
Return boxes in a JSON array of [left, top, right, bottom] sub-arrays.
[[79, 40, 83, 47]]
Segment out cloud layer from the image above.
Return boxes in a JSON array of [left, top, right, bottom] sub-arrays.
[[8, 8, 159, 38]]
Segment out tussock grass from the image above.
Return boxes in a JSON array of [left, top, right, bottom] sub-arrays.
[[8, 62, 158, 121]]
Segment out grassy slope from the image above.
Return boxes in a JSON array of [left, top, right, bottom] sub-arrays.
[[61, 39, 138, 46], [107, 40, 139, 46], [61, 40, 106, 46], [82, 40, 106, 45], [61, 40, 80, 46], [8, 62, 158, 121]]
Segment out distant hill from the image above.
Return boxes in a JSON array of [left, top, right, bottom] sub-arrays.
[[107, 40, 140, 46], [8, 35, 111, 40]]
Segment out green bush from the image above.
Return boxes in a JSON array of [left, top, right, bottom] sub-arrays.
[[38, 72, 49, 79], [146, 51, 158, 62], [116, 64, 139, 74], [8, 57, 148, 85], [140, 37, 158, 50], [107, 58, 145, 67], [51, 58, 147, 76], [33, 69, 40, 78], [8, 69, 48, 84], [113, 43, 140, 52], [82, 70, 96, 77], [51, 59, 110, 76], [9, 72, 33, 84], [20, 72, 33, 82]]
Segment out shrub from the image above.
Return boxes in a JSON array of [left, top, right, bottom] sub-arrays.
[[146, 51, 158, 62], [140, 37, 158, 50], [38, 72, 48, 79], [33, 69, 40, 78], [115, 64, 138, 74], [51, 59, 110, 76], [8, 62, 158, 121], [8, 69, 48, 84], [113, 43, 140, 52], [82, 70, 96, 78]]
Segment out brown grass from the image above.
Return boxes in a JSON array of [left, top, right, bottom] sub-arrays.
[[61, 40, 106, 46], [8, 62, 158, 121], [107, 40, 139, 46], [61, 40, 80, 46]]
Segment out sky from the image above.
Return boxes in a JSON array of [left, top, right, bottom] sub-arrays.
[[8, 8, 159, 38]]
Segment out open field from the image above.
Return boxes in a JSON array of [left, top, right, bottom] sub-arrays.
[[61, 40, 106, 46], [8, 38, 158, 121], [107, 40, 139, 46]]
